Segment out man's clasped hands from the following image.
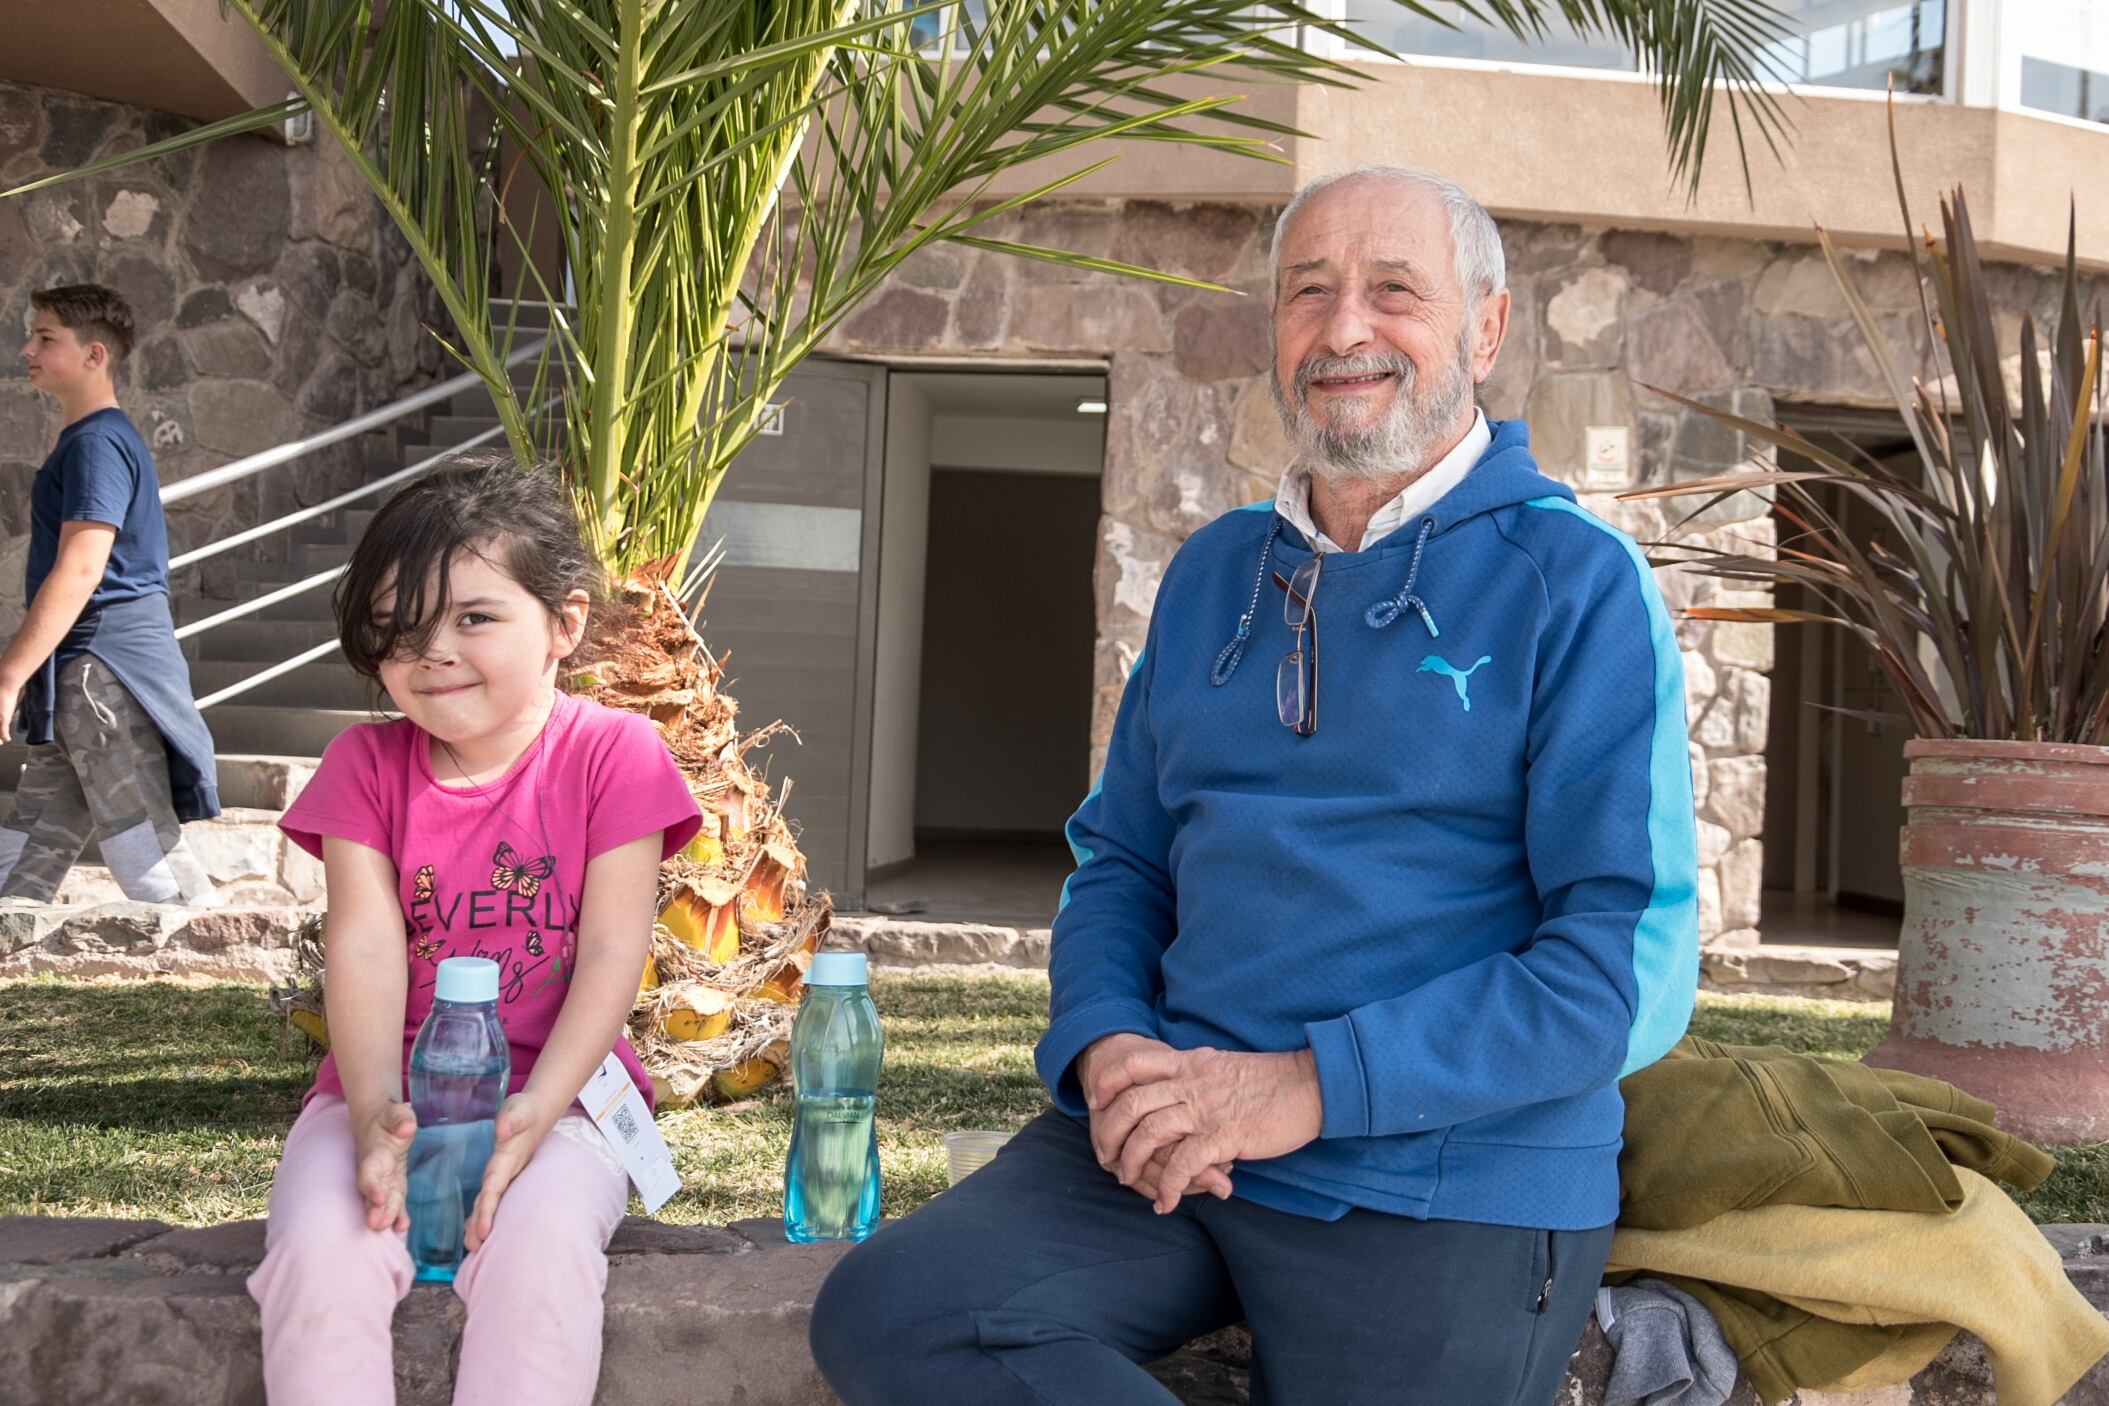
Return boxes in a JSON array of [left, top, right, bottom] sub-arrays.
[[1073, 1033, 1327, 1214]]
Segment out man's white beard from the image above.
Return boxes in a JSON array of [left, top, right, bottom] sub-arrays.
[[1272, 335, 1476, 485]]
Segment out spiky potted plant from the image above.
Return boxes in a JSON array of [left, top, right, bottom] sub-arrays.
[[1627, 108, 2108, 1143]]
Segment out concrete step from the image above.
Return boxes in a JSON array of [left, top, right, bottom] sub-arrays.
[[182, 619, 342, 664], [200, 705, 377, 758], [423, 414, 507, 444], [176, 587, 336, 625], [234, 541, 354, 582], [186, 658, 369, 711], [0, 804, 321, 917], [287, 507, 379, 550], [444, 376, 567, 420], [1703, 940, 1898, 1003]]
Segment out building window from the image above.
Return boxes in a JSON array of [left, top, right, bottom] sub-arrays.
[[1757, 0, 1945, 94], [1337, 0, 1946, 96], [910, 1, 988, 58], [1335, 0, 1637, 71], [2021, 56, 2109, 124]]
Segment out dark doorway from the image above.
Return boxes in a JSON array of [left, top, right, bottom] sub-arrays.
[[1759, 411, 1915, 948]]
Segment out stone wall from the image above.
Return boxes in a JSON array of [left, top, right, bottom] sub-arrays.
[[823, 198, 2100, 945], [3, 1212, 2104, 1404], [0, 78, 442, 634]]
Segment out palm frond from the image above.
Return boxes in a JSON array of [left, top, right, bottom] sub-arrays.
[[12, 0, 1792, 580]]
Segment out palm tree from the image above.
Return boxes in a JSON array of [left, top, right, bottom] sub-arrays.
[[9, 0, 1792, 1102]]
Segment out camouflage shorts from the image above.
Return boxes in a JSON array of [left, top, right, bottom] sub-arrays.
[[0, 654, 213, 903]]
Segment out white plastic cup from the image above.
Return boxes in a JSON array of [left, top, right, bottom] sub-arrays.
[[942, 1130, 1016, 1187]]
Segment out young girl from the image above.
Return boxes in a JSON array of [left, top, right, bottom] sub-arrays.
[[247, 458, 702, 1405]]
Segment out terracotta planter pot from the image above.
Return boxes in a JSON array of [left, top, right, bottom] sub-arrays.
[[1864, 739, 2109, 1144]]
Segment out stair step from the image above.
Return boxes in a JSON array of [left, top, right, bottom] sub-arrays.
[[424, 414, 507, 444], [235, 541, 354, 582], [187, 658, 370, 710], [176, 588, 336, 625], [287, 508, 380, 552], [435, 352, 562, 420], [181, 619, 342, 664], [201, 706, 382, 758]]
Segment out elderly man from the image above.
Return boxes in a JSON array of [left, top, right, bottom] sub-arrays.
[[810, 165, 1699, 1405]]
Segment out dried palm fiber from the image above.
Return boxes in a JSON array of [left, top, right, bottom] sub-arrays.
[[573, 571, 829, 1106], [273, 571, 830, 1107], [269, 912, 330, 1055]]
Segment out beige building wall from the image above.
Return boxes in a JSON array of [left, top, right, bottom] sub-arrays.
[[1, 0, 286, 122], [971, 63, 2109, 272]]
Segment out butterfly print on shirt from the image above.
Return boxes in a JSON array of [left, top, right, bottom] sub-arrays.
[[491, 841, 556, 899]]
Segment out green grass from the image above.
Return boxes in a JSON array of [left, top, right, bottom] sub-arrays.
[[2, 978, 2103, 1226]]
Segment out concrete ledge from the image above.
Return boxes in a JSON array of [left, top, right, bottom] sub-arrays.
[[1702, 942, 1898, 1004], [832, 919, 1904, 1006], [0, 900, 313, 982], [830, 913, 1051, 969], [3, 1215, 2103, 1404]]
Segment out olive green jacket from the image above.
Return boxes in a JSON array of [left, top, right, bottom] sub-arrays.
[[1611, 1037, 2057, 1403]]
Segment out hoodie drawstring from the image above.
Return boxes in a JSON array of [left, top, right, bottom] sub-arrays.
[[1211, 518, 1281, 686], [1365, 518, 1440, 637]]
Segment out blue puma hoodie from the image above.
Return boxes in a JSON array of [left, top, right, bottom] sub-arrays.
[[1036, 419, 1699, 1230]]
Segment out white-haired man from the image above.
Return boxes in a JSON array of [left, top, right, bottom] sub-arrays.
[[810, 166, 1700, 1406]]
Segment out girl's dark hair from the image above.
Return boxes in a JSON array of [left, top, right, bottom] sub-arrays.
[[335, 452, 617, 680]]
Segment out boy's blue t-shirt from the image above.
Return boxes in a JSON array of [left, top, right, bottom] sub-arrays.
[[28, 407, 172, 609]]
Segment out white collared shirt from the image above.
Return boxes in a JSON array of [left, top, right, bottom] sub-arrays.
[[1272, 410, 1492, 553]]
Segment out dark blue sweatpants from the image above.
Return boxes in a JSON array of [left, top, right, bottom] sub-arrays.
[[810, 1109, 1612, 1406]]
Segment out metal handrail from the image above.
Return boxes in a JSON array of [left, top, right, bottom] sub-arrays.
[[194, 638, 345, 711], [162, 339, 544, 506], [162, 332, 559, 716], [174, 566, 345, 642], [170, 418, 516, 571]]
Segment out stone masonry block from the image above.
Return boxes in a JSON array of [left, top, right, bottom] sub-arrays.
[[184, 814, 287, 886]]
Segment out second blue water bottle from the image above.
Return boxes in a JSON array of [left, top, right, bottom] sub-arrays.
[[784, 951, 884, 1243], [407, 956, 510, 1282]]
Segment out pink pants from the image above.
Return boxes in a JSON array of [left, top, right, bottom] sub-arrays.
[[247, 1095, 630, 1406]]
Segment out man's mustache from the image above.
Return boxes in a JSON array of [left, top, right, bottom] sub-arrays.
[[1292, 352, 1417, 405]]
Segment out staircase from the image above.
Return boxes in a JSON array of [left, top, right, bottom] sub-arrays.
[[0, 348, 535, 935]]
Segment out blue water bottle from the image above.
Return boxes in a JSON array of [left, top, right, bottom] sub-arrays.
[[407, 956, 510, 1282], [784, 952, 883, 1243]]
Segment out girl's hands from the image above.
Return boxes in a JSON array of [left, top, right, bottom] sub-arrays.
[[353, 1101, 418, 1232], [463, 1090, 559, 1253]]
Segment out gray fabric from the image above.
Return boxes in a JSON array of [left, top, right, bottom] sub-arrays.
[[1597, 1279, 1741, 1406], [14, 592, 219, 822], [0, 654, 213, 903]]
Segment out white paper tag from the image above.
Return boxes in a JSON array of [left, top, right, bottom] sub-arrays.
[[581, 1051, 682, 1214]]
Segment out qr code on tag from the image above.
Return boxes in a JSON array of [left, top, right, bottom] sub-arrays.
[[610, 1104, 639, 1144]]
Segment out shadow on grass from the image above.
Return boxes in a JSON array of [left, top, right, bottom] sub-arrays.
[[1, 979, 310, 1136]]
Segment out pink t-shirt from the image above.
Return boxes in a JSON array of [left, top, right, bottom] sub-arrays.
[[280, 691, 703, 1108]]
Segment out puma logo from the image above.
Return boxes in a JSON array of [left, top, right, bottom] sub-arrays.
[[1418, 655, 1493, 712]]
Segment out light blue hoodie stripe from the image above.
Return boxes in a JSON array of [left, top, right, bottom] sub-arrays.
[[1523, 497, 1700, 1076]]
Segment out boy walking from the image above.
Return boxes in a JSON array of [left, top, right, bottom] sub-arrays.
[[2, 283, 217, 904]]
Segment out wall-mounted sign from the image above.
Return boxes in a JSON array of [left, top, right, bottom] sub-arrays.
[[1584, 425, 1630, 490]]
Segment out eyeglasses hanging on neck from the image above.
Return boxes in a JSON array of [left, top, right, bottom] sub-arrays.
[[1273, 554, 1322, 737]]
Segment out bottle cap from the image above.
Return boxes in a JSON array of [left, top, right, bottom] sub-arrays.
[[805, 951, 868, 987], [434, 956, 501, 1004]]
